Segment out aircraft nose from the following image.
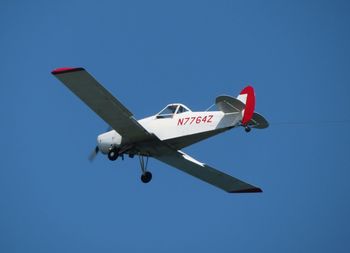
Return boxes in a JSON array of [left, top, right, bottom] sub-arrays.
[[96, 130, 122, 154], [97, 133, 111, 154]]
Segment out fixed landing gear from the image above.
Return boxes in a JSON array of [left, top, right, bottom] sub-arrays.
[[108, 145, 134, 161], [141, 171, 152, 183], [139, 155, 152, 183], [107, 148, 152, 184], [108, 148, 119, 161], [245, 126, 251, 133]]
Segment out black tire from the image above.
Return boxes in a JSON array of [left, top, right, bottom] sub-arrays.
[[141, 171, 152, 183], [245, 126, 251, 133], [108, 149, 119, 161]]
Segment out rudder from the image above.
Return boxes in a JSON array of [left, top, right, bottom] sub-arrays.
[[237, 86, 255, 125]]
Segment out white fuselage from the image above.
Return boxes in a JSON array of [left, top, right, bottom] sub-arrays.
[[97, 110, 241, 154], [139, 111, 239, 140]]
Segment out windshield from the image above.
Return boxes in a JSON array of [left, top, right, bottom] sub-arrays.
[[156, 104, 191, 119], [159, 105, 178, 115], [157, 105, 178, 118], [176, 106, 188, 114]]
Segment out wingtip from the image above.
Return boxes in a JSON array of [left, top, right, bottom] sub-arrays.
[[51, 67, 85, 75], [229, 187, 263, 193]]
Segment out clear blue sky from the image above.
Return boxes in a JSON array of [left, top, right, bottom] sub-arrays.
[[1, 0, 350, 252]]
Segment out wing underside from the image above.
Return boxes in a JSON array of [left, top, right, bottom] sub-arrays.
[[52, 67, 151, 143], [154, 147, 262, 193]]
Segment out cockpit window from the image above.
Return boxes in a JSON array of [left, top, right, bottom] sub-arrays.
[[160, 105, 177, 115], [176, 106, 188, 114], [157, 105, 178, 118], [156, 104, 191, 119]]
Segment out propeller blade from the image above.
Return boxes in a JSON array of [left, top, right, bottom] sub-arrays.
[[88, 146, 99, 162], [88, 125, 112, 162]]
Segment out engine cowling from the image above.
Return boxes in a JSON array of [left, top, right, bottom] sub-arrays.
[[97, 130, 122, 154]]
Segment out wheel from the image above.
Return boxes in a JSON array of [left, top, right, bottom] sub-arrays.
[[141, 171, 152, 183], [108, 148, 119, 161], [245, 126, 251, 133]]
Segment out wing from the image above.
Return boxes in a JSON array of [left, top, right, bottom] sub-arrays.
[[52, 67, 152, 143], [154, 148, 262, 193]]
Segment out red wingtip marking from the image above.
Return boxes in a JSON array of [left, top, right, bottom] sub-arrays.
[[51, 67, 84, 75], [241, 85, 256, 125]]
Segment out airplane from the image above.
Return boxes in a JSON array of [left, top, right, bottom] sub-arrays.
[[52, 67, 269, 193]]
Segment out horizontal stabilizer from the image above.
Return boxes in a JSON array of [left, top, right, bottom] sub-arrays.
[[215, 95, 245, 113], [248, 112, 269, 129]]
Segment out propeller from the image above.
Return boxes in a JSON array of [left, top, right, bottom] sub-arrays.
[[89, 145, 100, 162], [88, 125, 113, 162]]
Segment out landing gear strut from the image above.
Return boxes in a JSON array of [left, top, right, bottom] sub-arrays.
[[108, 147, 119, 161], [139, 155, 152, 183]]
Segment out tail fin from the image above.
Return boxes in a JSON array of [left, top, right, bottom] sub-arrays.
[[215, 85, 268, 130], [237, 86, 255, 125]]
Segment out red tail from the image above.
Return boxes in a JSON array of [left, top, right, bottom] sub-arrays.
[[237, 86, 255, 125]]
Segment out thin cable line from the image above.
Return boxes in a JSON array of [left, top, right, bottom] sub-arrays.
[[270, 120, 350, 126]]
